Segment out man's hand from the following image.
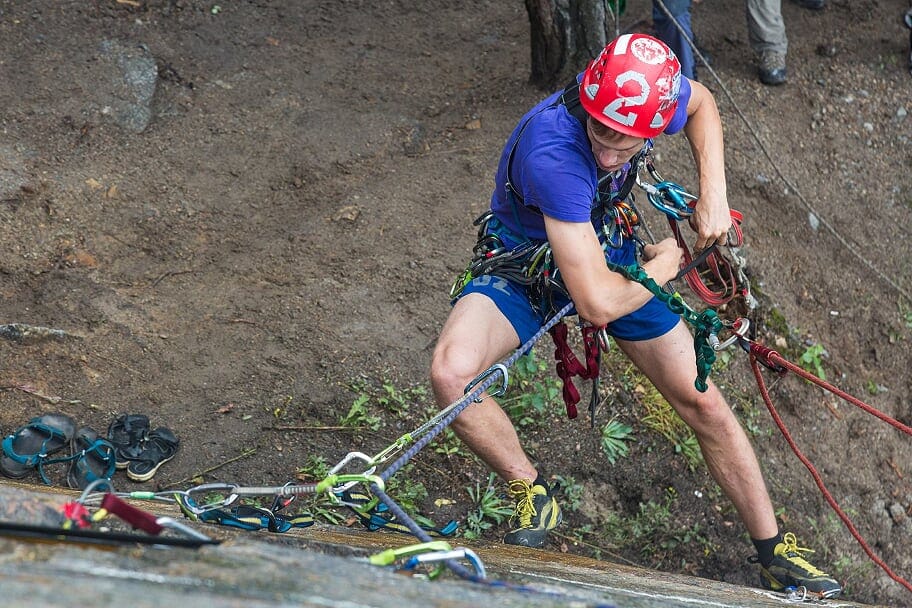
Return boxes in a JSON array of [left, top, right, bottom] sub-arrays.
[[689, 190, 733, 251], [641, 238, 683, 284], [681, 79, 731, 251]]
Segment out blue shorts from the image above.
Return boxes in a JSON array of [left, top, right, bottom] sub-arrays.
[[456, 238, 679, 344]]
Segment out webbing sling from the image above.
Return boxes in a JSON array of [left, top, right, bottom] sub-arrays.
[[549, 322, 602, 425]]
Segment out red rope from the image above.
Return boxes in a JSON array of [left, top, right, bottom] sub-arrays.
[[747, 344, 912, 594], [668, 210, 745, 307], [756, 343, 912, 437]]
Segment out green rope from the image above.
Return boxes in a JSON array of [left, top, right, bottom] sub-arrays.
[[607, 261, 722, 392]]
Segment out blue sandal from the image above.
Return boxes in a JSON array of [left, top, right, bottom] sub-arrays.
[[1, 413, 76, 482], [66, 427, 117, 490]]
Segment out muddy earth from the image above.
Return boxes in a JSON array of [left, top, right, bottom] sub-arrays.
[[1, 1, 911, 605]]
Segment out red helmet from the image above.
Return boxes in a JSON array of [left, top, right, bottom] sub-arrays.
[[580, 33, 682, 138]]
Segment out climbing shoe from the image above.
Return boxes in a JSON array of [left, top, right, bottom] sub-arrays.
[[751, 532, 842, 598], [502, 478, 561, 548]]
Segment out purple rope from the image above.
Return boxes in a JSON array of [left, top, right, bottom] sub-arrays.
[[379, 301, 572, 483]]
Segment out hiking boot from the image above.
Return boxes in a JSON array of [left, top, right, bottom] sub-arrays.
[[502, 478, 561, 548], [758, 51, 787, 86], [751, 532, 842, 598]]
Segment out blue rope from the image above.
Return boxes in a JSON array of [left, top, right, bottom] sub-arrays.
[[379, 301, 573, 484], [368, 302, 618, 607]]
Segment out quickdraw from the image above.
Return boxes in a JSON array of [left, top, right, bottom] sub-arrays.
[[337, 489, 458, 537]]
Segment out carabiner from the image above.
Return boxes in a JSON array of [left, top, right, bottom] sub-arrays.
[[181, 482, 243, 514], [403, 547, 487, 580], [710, 318, 751, 351], [371, 433, 413, 465], [368, 541, 452, 567], [327, 451, 378, 492], [315, 473, 385, 495], [463, 363, 509, 404]]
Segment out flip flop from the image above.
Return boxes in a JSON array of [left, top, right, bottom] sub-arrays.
[[126, 427, 179, 482], [66, 427, 117, 490], [1, 413, 77, 482]]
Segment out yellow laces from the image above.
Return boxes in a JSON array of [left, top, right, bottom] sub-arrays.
[[507, 479, 537, 528], [778, 532, 826, 576]]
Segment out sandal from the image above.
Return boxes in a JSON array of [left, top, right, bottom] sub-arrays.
[[66, 427, 117, 490], [106, 414, 150, 469], [126, 427, 179, 482], [1, 413, 76, 482]]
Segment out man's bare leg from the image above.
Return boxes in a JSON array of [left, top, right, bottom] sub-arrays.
[[430, 293, 561, 547], [430, 293, 537, 482], [616, 320, 778, 540]]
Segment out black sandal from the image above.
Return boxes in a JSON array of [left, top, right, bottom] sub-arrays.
[[106, 414, 150, 470], [126, 427, 179, 482]]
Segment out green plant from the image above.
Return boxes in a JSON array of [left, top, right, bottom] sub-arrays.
[[386, 463, 428, 515], [600, 416, 633, 464], [728, 391, 770, 439], [551, 474, 584, 512], [598, 350, 702, 468], [764, 306, 791, 338], [339, 391, 382, 430], [343, 376, 431, 429], [799, 343, 827, 380], [377, 380, 428, 417], [296, 454, 330, 480], [434, 427, 468, 458], [865, 379, 887, 396], [500, 349, 561, 427], [600, 487, 714, 568], [294, 455, 348, 525], [462, 472, 514, 539]]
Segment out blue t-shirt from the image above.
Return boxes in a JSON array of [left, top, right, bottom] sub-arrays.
[[490, 76, 692, 241]]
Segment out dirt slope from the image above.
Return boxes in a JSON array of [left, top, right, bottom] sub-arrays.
[[1, 0, 910, 605]]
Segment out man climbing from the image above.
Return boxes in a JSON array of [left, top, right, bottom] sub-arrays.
[[430, 33, 841, 598]]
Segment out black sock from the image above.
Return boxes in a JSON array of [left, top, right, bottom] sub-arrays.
[[752, 533, 784, 568], [533, 474, 550, 494]]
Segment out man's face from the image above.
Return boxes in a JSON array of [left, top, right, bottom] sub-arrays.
[[586, 117, 645, 173]]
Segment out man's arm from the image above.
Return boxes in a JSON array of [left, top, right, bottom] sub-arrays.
[[682, 78, 732, 251], [544, 216, 682, 327]]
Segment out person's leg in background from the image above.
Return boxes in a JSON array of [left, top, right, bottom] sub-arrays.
[[652, 0, 697, 79], [746, 0, 789, 85]]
